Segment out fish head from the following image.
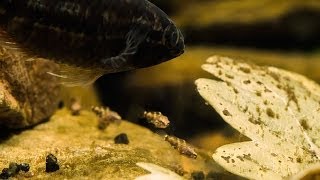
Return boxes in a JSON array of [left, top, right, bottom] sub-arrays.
[[131, 4, 185, 68], [159, 21, 185, 58]]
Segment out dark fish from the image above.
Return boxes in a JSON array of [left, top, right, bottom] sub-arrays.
[[0, 0, 185, 86]]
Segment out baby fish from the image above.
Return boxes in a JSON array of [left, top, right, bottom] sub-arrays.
[[69, 98, 81, 116], [143, 111, 170, 129], [164, 135, 197, 159], [0, 0, 185, 86], [91, 106, 121, 130]]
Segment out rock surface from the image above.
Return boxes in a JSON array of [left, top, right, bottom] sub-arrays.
[[0, 47, 60, 128], [0, 109, 186, 179]]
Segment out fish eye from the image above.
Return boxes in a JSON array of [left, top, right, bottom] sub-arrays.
[[162, 24, 179, 49]]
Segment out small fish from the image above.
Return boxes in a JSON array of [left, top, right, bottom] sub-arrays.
[[69, 98, 81, 116], [143, 111, 170, 129], [164, 135, 197, 159], [0, 0, 185, 86], [91, 106, 121, 130]]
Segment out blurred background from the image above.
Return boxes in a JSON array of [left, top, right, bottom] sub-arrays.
[[94, 0, 320, 150]]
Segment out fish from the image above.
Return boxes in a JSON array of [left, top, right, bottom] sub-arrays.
[[143, 111, 170, 129], [164, 135, 197, 159], [0, 0, 185, 86], [91, 106, 122, 130]]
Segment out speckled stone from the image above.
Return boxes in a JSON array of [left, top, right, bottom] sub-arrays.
[[0, 47, 60, 128]]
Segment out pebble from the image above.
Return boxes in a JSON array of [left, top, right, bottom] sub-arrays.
[[114, 133, 129, 144], [191, 171, 205, 180], [46, 154, 60, 172]]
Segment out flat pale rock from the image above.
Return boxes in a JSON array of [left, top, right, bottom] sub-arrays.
[[0, 109, 183, 179]]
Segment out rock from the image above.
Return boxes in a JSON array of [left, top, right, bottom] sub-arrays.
[[0, 109, 185, 179], [0, 47, 60, 128], [19, 163, 30, 172], [191, 171, 205, 180], [45, 154, 60, 173], [114, 133, 130, 144]]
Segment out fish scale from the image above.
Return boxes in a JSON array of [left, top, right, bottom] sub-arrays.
[[0, 0, 185, 86]]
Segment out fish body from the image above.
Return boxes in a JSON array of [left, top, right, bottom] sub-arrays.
[[91, 106, 121, 130], [143, 111, 170, 129], [164, 135, 197, 159], [0, 0, 184, 85]]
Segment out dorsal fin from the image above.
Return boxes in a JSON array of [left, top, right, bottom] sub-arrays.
[[47, 64, 105, 87]]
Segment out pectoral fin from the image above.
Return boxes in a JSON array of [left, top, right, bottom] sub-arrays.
[[47, 64, 105, 87]]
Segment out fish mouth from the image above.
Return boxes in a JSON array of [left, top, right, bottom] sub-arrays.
[[174, 29, 185, 56], [170, 47, 184, 58], [170, 36, 185, 58]]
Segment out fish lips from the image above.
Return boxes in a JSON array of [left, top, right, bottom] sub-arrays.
[[131, 42, 185, 68]]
